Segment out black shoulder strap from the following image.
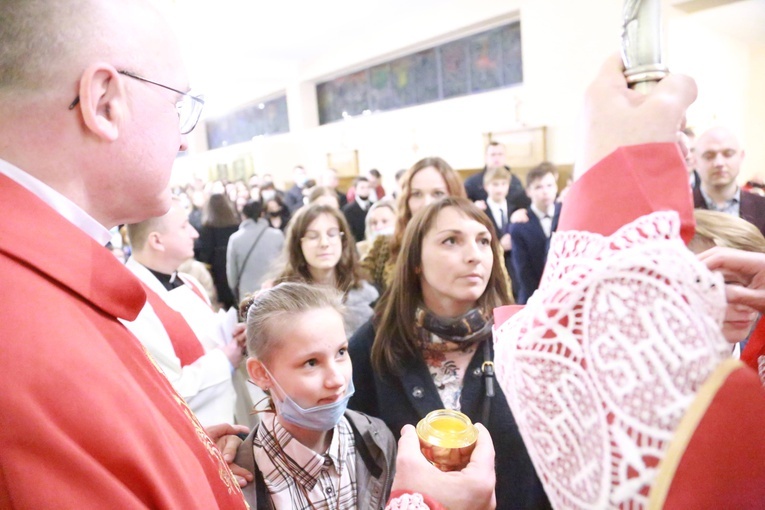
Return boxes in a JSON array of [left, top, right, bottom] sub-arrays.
[[481, 339, 495, 425], [254, 462, 270, 510], [346, 412, 383, 479], [247, 424, 273, 510]]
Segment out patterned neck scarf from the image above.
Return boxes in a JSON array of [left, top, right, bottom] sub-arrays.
[[414, 305, 493, 353]]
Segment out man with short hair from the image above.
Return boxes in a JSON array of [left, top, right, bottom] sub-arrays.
[[681, 127, 700, 189], [509, 163, 562, 304], [348, 168, 386, 203], [693, 126, 765, 236], [125, 200, 243, 428], [464, 141, 530, 215], [283, 165, 309, 212], [342, 176, 372, 242], [319, 167, 349, 208], [0, 1, 247, 507]]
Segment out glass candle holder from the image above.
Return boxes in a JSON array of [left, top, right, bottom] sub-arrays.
[[416, 409, 478, 472]]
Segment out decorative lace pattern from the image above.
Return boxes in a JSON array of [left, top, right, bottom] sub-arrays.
[[494, 211, 730, 510], [385, 493, 430, 510]]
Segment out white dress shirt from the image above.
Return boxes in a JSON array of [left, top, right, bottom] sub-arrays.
[[0, 158, 111, 245], [530, 203, 556, 238], [487, 198, 508, 230]]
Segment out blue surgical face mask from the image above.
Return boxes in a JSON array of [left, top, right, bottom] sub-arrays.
[[264, 367, 355, 431]]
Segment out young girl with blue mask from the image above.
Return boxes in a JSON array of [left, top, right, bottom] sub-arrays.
[[234, 282, 395, 509]]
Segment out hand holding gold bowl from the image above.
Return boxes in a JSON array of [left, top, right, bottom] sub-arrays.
[[416, 409, 478, 472]]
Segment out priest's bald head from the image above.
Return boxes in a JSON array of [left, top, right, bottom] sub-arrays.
[[0, 0, 196, 228]]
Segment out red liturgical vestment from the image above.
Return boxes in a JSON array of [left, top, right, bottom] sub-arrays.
[[0, 174, 247, 509]]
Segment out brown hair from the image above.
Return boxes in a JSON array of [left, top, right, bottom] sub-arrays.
[[244, 282, 345, 364], [372, 197, 510, 375], [486, 141, 504, 152], [390, 157, 466, 264], [525, 162, 558, 187], [202, 193, 240, 228], [275, 204, 366, 294]]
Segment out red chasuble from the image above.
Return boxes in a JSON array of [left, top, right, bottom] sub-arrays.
[[0, 175, 247, 509]]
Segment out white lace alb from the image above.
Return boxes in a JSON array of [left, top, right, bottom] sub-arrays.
[[494, 211, 730, 509]]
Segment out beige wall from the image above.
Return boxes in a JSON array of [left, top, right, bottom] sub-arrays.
[[174, 0, 765, 189], [668, 10, 765, 183]]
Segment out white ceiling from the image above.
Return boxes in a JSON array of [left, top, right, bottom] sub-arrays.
[[171, 0, 765, 117], [172, 0, 448, 115], [671, 0, 765, 46]]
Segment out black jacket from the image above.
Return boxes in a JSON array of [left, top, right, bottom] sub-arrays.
[[693, 185, 765, 237], [509, 203, 562, 304], [342, 200, 369, 242], [349, 320, 551, 510], [464, 166, 531, 214]]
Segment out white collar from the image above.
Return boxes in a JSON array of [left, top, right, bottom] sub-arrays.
[[530, 203, 555, 220], [486, 198, 506, 210], [0, 158, 111, 245]]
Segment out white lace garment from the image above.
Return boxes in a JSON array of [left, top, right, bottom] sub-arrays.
[[494, 211, 730, 510]]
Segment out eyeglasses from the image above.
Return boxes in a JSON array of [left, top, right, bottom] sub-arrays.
[[68, 70, 205, 135], [301, 228, 344, 245]]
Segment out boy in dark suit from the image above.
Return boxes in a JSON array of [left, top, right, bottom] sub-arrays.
[[342, 176, 372, 242], [510, 163, 561, 304], [482, 166, 518, 298]]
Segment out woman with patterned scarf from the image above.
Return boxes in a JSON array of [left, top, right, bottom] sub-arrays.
[[349, 196, 551, 510]]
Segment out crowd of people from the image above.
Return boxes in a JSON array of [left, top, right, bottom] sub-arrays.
[[2, 1, 765, 509]]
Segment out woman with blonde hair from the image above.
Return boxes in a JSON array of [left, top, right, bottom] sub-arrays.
[[690, 209, 765, 352], [273, 203, 377, 337], [350, 196, 550, 509], [235, 282, 395, 508], [355, 197, 397, 259], [361, 157, 466, 292]]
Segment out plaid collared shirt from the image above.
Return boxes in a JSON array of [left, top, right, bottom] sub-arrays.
[[253, 413, 357, 510]]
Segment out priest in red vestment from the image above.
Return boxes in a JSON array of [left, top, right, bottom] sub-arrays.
[[0, 1, 248, 507]]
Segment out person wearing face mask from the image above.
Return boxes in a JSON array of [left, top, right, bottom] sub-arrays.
[[263, 196, 291, 232], [355, 198, 397, 259], [235, 282, 396, 509]]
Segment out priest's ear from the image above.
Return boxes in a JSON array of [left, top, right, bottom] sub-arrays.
[[75, 64, 127, 142]]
